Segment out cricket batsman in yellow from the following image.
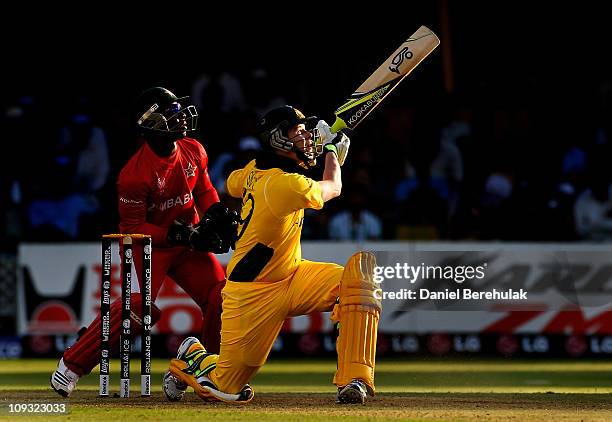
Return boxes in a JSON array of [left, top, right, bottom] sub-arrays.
[[163, 105, 381, 404]]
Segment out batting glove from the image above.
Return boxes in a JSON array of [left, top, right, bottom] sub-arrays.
[[323, 132, 350, 166], [315, 120, 337, 145]]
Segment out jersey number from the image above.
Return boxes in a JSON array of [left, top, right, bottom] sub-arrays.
[[237, 189, 254, 241]]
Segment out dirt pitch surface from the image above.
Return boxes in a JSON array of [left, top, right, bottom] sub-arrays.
[[3, 359, 612, 420], [2, 390, 612, 421]]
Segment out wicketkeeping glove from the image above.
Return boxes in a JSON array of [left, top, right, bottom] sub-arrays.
[[188, 222, 225, 253], [192, 203, 240, 254], [167, 219, 222, 252], [166, 220, 197, 246]]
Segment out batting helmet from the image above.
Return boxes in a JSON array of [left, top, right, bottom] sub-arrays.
[[256, 105, 320, 167]]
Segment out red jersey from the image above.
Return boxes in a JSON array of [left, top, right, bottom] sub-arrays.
[[117, 137, 219, 245]]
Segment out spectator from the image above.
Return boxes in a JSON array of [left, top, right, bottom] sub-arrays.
[[243, 68, 287, 118], [574, 176, 612, 241], [209, 135, 261, 194], [191, 70, 246, 115], [1, 95, 38, 243], [478, 171, 515, 240], [23, 97, 109, 240], [329, 186, 382, 241], [430, 118, 465, 217], [191, 70, 247, 157], [394, 169, 448, 239]]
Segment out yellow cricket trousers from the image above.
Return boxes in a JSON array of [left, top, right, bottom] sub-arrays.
[[209, 260, 343, 393]]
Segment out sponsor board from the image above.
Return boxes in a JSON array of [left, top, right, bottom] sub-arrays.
[[16, 242, 612, 336]]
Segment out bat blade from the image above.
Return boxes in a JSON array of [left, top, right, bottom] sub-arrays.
[[330, 26, 440, 133]]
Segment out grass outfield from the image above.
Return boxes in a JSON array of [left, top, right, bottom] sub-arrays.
[[0, 359, 611, 421]]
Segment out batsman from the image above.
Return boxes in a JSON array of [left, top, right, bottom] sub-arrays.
[[165, 105, 381, 404]]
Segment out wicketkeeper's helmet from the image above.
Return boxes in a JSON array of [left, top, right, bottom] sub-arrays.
[[135, 87, 198, 140]]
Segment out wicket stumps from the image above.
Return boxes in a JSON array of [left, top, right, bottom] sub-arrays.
[[99, 234, 152, 398]]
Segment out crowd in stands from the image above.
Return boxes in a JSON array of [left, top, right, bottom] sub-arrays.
[[2, 67, 612, 246]]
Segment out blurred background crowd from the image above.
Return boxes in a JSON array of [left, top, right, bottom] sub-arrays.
[[1, 2, 612, 249]]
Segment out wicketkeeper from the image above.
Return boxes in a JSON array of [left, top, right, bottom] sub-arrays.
[[51, 87, 238, 397]]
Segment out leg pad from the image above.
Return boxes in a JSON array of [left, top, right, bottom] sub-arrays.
[[332, 251, 381, 394]]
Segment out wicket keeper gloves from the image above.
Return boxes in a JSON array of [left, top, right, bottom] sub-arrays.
[[323, 132, 350, 166], [189, 223, 224, 253], [166, 220, 197, 246], [166, 204, 239, 253], [192, 203, 240, 254], [166, 219, 226, 254]]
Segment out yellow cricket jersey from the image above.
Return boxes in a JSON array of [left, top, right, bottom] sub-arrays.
[[225, 159, 324, 283]]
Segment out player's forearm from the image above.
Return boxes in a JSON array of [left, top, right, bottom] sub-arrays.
[[194, 169, 221, 211], [119, 220, 168, 246], [195, 187, 220, 214], [318, 153, 342, 202], [119, 201, 171, 246]]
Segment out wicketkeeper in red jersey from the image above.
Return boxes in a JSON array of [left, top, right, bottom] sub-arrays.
[[51, 87, 238, 397]]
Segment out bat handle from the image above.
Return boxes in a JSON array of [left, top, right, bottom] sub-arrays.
[[330, 116, 348, 133]]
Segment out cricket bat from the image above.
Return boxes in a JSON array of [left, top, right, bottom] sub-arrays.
[[330, 26, 440, 133]]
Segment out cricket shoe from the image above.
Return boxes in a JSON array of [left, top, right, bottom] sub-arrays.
[[162, 336, 203, 401], [169, 354, 254, 404], [163, 370, 187, 401], [50, 358, 80, 397], [176, 336, 205, 361], [336, 379, 368, 404]]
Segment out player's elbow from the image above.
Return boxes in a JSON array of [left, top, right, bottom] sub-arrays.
[[332, 180, 342, 199], [320, 180, 342, 202]]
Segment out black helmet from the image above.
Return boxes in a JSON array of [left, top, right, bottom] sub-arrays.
[[256, 105, 320, 167], [135, 87, 198, 139]]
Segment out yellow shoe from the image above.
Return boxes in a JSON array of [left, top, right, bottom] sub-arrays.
[[169, 358, 254, 404], [176, 336, 206, 361]]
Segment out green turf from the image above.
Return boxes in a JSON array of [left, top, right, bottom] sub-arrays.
[[2, 358, 612, 393], [1, 359, 612, 421]]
